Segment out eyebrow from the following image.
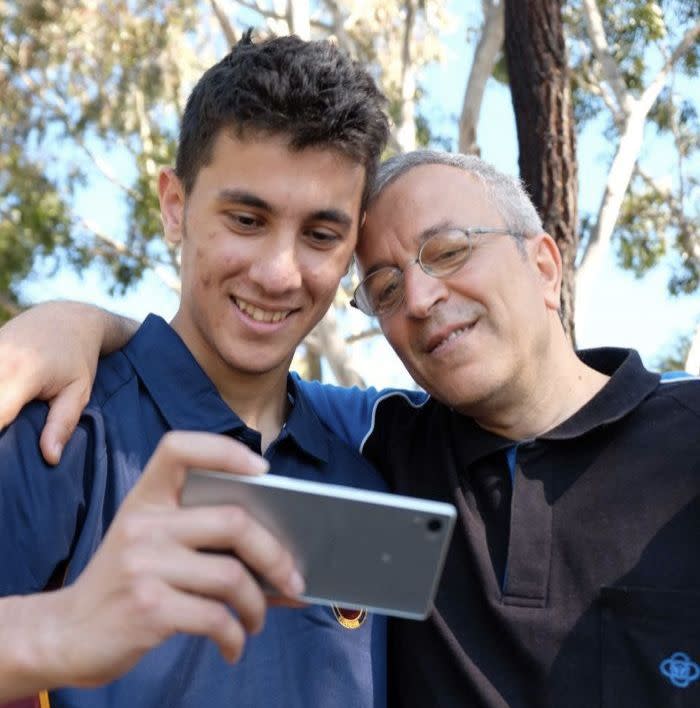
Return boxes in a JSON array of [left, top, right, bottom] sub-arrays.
[[217, 190, 353, 228], [418, 219, 457, 242], [218, 189, 271, 211], [362, 219, 459, 277], [312, 209, 353, 227]]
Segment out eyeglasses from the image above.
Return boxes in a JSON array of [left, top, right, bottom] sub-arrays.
[[350, 227, 521, 317]]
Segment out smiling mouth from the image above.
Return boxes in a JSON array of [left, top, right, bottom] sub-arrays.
[[427, 323, 475, 354], [232, 296, 292, 324]]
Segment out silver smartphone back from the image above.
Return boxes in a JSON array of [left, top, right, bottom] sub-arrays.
[[181, 469, 456, 620]]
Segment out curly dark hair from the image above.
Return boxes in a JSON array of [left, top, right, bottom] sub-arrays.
[[175, 32, 390, 206]]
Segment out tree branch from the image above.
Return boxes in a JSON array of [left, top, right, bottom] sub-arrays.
[[665, 20, 700, 72], [396, 0, 418, 152], [11, 68, 140, 199], [134, 89, 158, 180], [0, 293, 22, 317], [575, 50, 623, 119], [685, 323, 700, 375], [576, 18, 700, 309], [459, 0, 505, 154], [639, 19, 700, 115], [236, 0, 287, 21], [310, 17, 333, 33], [209, 0, 238, 46], [305, 308, 365, 387], [634, 166, 681, 222], [288, 0, 311, 39], [318, 0, 353, 52], [580, 0, 631, 118], [345, 327, 382, 344]]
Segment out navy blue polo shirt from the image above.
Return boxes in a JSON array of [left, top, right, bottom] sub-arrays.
[[0, 315, 387, 708]]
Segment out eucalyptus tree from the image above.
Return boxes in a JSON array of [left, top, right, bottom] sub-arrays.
[[457, 0, 699, 365], [568, 0, 699, 367], [505, 0, 578, 341]]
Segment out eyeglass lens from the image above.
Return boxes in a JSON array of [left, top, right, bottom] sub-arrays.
[[359, 228, 472, 315]]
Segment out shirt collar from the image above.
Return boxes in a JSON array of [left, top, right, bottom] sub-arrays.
[[449, 347, 659, 466], [543, 347, 659, 439], [123, 314, 247, 434], [283, 375, 330, 464], [122, 315, 329, 464]]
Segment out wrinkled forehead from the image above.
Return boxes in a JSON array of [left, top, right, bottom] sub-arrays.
[[357, 163, 502, 267]]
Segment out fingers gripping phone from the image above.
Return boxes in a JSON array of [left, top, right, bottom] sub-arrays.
[[181, 470, 456, 620]]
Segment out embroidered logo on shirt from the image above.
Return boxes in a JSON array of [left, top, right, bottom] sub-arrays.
[[659, 652, 700, 688], [332, 605, 367, 629]]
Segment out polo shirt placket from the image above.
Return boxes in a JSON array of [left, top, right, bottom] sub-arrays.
[[300, 348, 700, 708]]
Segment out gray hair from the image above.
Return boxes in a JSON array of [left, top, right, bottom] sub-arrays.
[[369, 150, 544, 237]]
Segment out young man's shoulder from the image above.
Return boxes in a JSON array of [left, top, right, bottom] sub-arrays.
[[316, 420, 389, 492], [0, 402, 102, 595], [90, 347, 141, 408], [293, 373, 432, 452]]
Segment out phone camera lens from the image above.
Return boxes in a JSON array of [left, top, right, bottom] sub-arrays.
[[426, 518, 442, 533]]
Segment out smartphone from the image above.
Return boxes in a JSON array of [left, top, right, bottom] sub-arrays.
[[181, 469, 456, 620]]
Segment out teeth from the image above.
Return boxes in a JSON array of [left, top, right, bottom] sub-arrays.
[[433, 327, 466, 352], [234, 297, 290, 323]]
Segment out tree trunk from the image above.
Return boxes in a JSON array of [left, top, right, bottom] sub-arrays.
[[574, 10, 699, 325], [209, 0, 238, 47], [305, 308, 366, 387], [574, 106, 648, 319], [504, 0, 578, 344], [458, 0, 504, 155], [396, 0, 418, 152], [288, 0, 310, 40], [304, 348, 323, 381], [686, 324, 700, 375]]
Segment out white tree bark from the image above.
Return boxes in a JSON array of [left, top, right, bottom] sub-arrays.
[[320, 0, 353, 55], [686, 325, 700, 375], [458, 0, 504, 155], [396, 0, 418, 152], [306, 308, 366, 387], [209, 0, 238, 46], [575, 2, 700, 323], [580, 0, 633, 118], [288, 0, 310, 39], [575, 100, 651, 311], [0, 294, 21, 317]]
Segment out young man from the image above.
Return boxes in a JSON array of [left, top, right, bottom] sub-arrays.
[[5, 151, 699, 707], [0, 34, 389, 706]]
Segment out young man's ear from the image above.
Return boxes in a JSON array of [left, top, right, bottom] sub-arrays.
[[159, 168, 186, 245], [531, 233, 563, 311]]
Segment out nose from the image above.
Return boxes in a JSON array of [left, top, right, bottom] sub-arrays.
[[248, 237, 302, 295], [402, 263, 448, 319]]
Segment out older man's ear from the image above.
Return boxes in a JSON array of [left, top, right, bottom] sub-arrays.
[[531, 233, 563, 312]]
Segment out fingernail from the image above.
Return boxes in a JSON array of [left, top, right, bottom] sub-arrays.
[[288, 570, 305, 596], [52, 443, 63, 462]]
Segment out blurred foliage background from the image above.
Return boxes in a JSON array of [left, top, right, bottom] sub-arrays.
[[1, 0, 698, 376]]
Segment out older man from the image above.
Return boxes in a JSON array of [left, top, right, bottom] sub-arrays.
[[3, 151, 700, 707]]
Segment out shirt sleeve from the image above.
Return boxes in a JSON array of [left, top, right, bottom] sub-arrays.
[[0, 401, 91, 594], [295, 375, 428, 452]]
